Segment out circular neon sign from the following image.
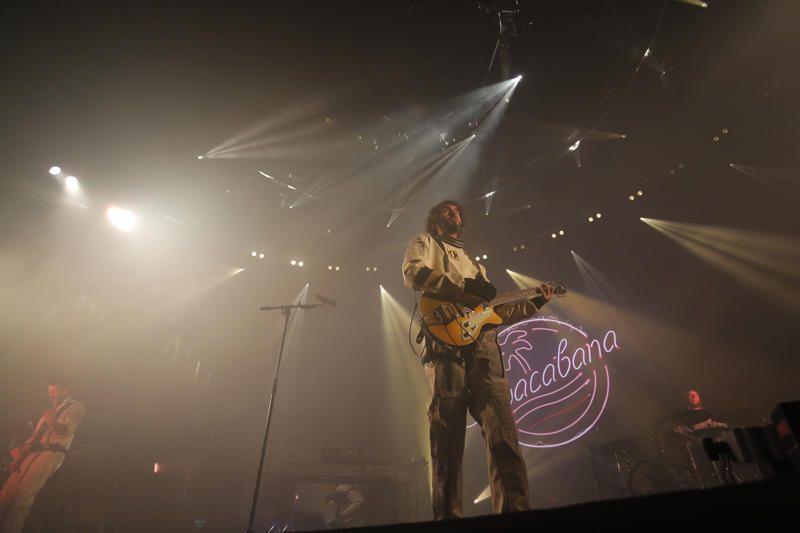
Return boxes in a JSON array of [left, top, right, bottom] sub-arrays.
[[497, 317, 620, 448]]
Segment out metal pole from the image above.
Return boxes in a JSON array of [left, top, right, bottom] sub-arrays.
[[246, 307, 293, 533]]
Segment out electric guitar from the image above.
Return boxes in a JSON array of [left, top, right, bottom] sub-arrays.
[[420, 283, 567, 346]]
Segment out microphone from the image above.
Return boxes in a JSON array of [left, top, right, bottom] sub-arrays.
[[315, 293, 337, 307]]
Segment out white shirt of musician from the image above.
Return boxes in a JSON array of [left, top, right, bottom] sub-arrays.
[[33, 399, 86, 451]]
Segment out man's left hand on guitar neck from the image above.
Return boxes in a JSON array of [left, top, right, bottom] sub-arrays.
[[532, 284, 555, 308]]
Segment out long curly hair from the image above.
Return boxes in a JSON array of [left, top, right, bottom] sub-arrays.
[[425, 200, 465, 236]]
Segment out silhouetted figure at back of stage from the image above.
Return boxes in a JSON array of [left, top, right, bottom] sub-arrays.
[[664, 389, 729, 436]]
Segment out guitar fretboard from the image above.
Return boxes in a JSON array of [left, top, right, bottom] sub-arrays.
[[488, 287, 543, 307]]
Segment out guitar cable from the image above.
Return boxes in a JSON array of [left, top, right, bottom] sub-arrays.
[[408, 293, 426, 360]]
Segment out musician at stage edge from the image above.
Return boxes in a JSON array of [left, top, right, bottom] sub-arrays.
[[0, 377, 85, 533], [402, 199, 553, 520]]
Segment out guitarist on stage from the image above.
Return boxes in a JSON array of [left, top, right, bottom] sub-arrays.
[[0, 377, 85, 533], [402, 199, 553, 520]]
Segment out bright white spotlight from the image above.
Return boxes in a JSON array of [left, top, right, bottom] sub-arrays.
[[106, 206, 137, 232], [335, 266, 340, 271], [49, 166, 61, 175], [551, 233, 557, 239], [588, 217, 594, 222], [197, 155, 204, 160], [251, 251, 257, 257], [596, 213, 602, 218], [259, 253, 265, 259], [483, 191, 496, 199], [298, 261, 304, 267], [64, 176, 79, 193], [559, 230, 565, 236], [328, 265, 333, 270], [475, 256, 481, 261], [482, 254, 488, 260], [290, 260, 297, 266], [637, 190, 644, 196], [568, 140, 581, 152]]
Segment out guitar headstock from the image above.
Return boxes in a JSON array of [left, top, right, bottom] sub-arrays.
[[545, 281, 568, 297]]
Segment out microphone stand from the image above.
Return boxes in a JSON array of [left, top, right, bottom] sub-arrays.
[[246, 302, 326, 533]]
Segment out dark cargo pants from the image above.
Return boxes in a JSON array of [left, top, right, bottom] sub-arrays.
[[424, 328, 530, 519]]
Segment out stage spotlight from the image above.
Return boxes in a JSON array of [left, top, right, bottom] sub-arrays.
[[596, 213, 602, 218], [629, 195, 635, 201], [551, 233, 557, 239], [588, 217, 594, 222], [328, 265, 333, 270], [335, 266, 340, 271], [373, 267, 378, 272], [49, 166, 61, 175], [290, 260, 297, 266], [568, 140, 581, 152], [251, 251, 257, 257], [482, 254, 488, 260], [64, 176, 79, 193], [298, 261, 304, 267], [197, 155, 204, 160], [259, 253, 264, 259], [512, 246, 518, 252], [106, 206, 137, 232], [475, 256, 481, 261], [637, 190, 643, 196], [559, 230, 565, 236], [366, 267, 370, 272]]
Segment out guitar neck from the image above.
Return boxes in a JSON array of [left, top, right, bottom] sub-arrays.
[[488, 287, 542, 307]]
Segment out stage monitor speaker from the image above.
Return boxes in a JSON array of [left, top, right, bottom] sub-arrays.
[[771, 401, 800, 476]]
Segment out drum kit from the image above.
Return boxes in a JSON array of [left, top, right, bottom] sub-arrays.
[[590, 425, 734, 498]]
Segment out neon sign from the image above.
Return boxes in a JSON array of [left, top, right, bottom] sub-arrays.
[[496, 317, 620, 448]]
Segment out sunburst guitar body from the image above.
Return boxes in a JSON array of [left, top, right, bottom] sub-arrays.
[[420, 283, 566, 347]]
